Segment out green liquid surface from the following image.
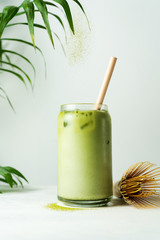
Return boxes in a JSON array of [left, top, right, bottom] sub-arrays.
[[57, 110, 112, 201]]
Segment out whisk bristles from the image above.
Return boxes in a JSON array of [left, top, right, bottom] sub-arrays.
[[117, 162, 160, 208]]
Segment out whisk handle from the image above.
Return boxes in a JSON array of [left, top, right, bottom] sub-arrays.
[[113, 181, 122, 198]]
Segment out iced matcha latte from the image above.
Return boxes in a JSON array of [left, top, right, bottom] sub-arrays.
[[57, 103, 112, 206]]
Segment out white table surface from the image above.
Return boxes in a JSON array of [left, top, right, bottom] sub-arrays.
[[0, 185, 159, 240]]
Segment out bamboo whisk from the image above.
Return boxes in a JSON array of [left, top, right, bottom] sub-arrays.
[[113, 162, 160, 208]]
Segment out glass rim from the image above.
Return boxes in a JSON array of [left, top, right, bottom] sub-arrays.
[[60, 103, 108, 111]]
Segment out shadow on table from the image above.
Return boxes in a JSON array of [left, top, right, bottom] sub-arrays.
[[107, 198, 128, 207], [0, 185, 42, 193]]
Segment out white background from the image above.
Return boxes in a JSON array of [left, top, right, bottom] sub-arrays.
[[0, 0, 160, 185]]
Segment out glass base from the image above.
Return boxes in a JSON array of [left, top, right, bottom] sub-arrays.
[[58, 195, 112, 208]]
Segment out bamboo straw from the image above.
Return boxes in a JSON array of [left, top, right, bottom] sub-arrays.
[[95, 56, 117, 110]]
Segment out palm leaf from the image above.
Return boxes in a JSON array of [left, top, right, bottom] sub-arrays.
[[12, 178, 18, 186], [0, 178, 8, 183], [7, 22, 46, 30], [53, 32, 66, 55], [0, 87, 15, 111], [44, 1, 64, 18], [4, 166, 28, 183], [33, 0, 54, 48], [1, 37, 43, 54], [47, 11, 66, 35], [14, 176, 23, 188], [0, 49, 36, 78], [0, 60, 32, 87], [4, 53, 12, 66], [0, 39, 2, 63], [0, 68, 26, 86], [0, 6, 19, 38], [0, 177, 18, 186], [0, 0, 89, 112], [1, 37, 46, 78], [16, 10, 66, 36], [0, 166, 14, 188], [73, 0, 90, 28], [22, 0, 35, 47], [52, 0, 74, 34], [35, 10, 66, 35], [44, 1, 58, 8], [0, 166, 28, 191], [6, 23, 65, 53]]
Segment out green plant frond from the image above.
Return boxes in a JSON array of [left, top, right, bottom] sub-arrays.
[[14, 176, 23, 188], [0, 39, 2, 63], [0, 0, 89, 113], [0, 49, 36, 78], [16, 23, 65, 53], [22, 0, 35, 48], [16, 10, 66, 37], [0, 60, 32, 88], [1, 38, 46, 78], [0, 166, 28, 189], [4, 166, 28, 183], [44, 1, 58, 8], [44, 1, 64, 18], [0, 166, 14, 188], [33, 24, 66, 54], [6, 23, 50, 64], [1, 37, 42, 54], [36, 10, 66, 35], [4, 53, 12, 65], [0, 87, 15, 112], [12, 178, 18, 186], [6, 23, 65, 55], [33, 0, 54, 48], [7, 22, 45, 30], [0, 177, 18, 186], [0, 68, 26, 87], [52, 0, 74, 34], [48, 11, 66, 36], [0, 6, 19, 38], [73, 0, 90, 29], [53, 32, 66, 55], [0, 178, 7, 183]]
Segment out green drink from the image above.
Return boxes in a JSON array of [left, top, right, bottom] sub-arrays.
[[57, 103, 112, 206]]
